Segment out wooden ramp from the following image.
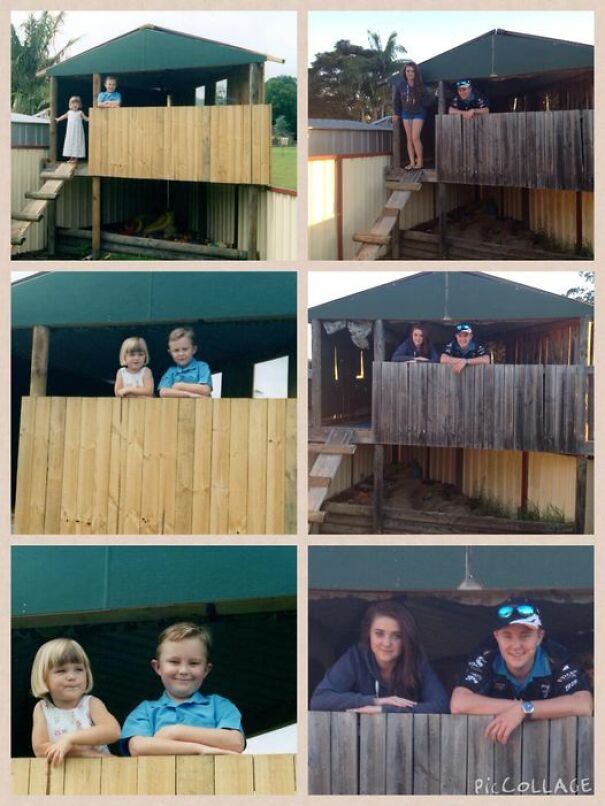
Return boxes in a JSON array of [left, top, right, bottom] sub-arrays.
[[353, 178, 423, 261], [11, 162, 77, 251], [308, 428, 355, 526]]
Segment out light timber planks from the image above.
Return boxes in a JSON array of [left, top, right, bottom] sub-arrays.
[[308, 713, 593, 794], [14, 397, 296, 535], [88, 106, 272, 185]]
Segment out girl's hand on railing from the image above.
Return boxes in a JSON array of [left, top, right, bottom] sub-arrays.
[[45, 736, 73, 766], [375, 696, 417, 708], [347, 705, 383, 714]]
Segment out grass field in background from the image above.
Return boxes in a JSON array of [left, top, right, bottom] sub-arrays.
[[271, 146, 297, 191]]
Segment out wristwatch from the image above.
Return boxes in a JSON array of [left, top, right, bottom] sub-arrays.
[[520, 700, 535, 718]]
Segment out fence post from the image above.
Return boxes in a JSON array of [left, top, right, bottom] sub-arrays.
[[30, 325, 49, 396]]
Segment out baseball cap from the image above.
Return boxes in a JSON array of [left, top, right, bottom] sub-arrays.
[[494, 600, 543, 631], [455, 322, 473, 333], [455, 79, 472, 89]]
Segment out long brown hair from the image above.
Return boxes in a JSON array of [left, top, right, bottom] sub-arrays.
[[359, 600, 423, 698], [409, 323, 432, 358], [402, 61, 425, 105]]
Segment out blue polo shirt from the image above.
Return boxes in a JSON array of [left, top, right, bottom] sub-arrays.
[[120, 690, 243, 755], [493, 646, 551, 695], [97, 90, 122, 104], [158, 359, 212, 391]]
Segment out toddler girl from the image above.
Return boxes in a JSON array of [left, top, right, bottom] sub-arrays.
[[31, 638, 120, 765], [56, 96, 88, 164], [114, 336, 154, 397]]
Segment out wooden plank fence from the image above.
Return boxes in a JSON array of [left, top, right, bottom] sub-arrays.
[[372, 363, 592, 455], [89, 105, 272, 185], [309, 713, 593, 795], [14, 397, 296, 535], [12, 753, 296, 795], [436, 110, 593, 191]]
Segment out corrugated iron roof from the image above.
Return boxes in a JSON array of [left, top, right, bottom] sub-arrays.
[[308, 271, 593, 321], [309, 118, 391, 131], [420, 28, 593, 83]]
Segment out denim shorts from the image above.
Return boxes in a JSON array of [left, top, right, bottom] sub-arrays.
[[401, 111, 426, 121]]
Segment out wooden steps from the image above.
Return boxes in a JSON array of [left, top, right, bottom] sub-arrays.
[[354, 188, 417, 260], [12, 162, 77, 248], [308, 428, 355, 525]]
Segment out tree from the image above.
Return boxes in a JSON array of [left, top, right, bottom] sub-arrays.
[[273, 115, 292, 139], [11, 12, 79, 114], [566, 272, 594, 305], [309, 30, 406, 121], [265, 75, 297, 138]]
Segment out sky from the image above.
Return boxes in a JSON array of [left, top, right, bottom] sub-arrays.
[[11, 11, 297, 79], [309, 11, 594, 66]]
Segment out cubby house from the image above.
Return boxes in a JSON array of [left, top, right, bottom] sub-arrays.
[[308, 545, 593, 795], [12, 272, 296, 535], [12, 25, 283, 260], [353, 30, 594, 260], [12, 545, 296, 795], [308, 272, 593, 533]]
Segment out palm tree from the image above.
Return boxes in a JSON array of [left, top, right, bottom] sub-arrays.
[[11, 12, 80, 114], [365, 30, 407, 119]]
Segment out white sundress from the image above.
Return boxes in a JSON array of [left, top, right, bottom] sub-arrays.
[[41, 695, 110, 754], [62, 110, 86, 159], [118, 366, 150, 388]]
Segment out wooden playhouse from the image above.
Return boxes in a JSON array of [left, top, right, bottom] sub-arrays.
[[308, 272, 593, 533], [12, 272, 297, 535], [11, 25, 281, 260], [357, 29, 593, 260]]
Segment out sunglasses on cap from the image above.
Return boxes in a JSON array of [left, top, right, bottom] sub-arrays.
[[497, 603, 537, 619], [456, 80, 471, 89], [455, 323, 472, 333]]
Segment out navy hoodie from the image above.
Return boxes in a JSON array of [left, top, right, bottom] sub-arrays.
[[310, 644, 450, 713]]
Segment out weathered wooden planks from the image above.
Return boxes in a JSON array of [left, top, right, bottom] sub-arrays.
[[436, 110, 593, 191], [373, 362, 590, 455], [12, 754, 295, 795], [89, 105, 272, 185], [308, 714, 593, 794], [14, 397, 296, 535]]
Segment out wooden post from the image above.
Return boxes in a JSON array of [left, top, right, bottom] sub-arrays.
[[391, 115, 401, 172], [311, 320, 323, 428], [246, 186, 260, 259], [30, 326, 49, 396], [574, 457, 587, 534], [391, 211, 400, 258], [249, 63, 264, 104], [373, 445, 384, 534], [373, 319, 386, 533], [91, 74, 101, 259], [49, 77, 58, 163], [47, 197, 56, 257], [436, 81, 448, 258]]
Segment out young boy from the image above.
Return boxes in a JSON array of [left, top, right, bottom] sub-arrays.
[[158, 327, 212, 398], [121, 623, 244, 756], [97, 76, 122, 108], [450, 599, 592, 745]]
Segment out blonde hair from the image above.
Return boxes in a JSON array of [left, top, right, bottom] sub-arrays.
[[30, 638, 93, 699], [156, 622, 212, 661], [119, 336, 149, 367], [168, 327, 196, 346], [69, 96, 82, 108]]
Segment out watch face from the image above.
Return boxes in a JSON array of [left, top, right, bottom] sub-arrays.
[[522, 701, 535, 714]]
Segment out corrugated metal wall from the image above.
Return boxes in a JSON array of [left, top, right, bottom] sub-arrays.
[[527, 453, 576, 522], [322, 445, 374, 500], [207, 183, 238, 247], [309, 127, 391, 156], [463, 449, 523, 513], [12, 148, 48, 255], [57, 178, 172, 229], [309, 159, 338, 259], [341, 156, 390, 260]]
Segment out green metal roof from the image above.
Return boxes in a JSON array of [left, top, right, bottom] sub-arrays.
[[12, 271, 296, 328], [12, 546, 296, 617], [47, 25, 267, 78], [420, 28, 593, 83], [309, 546, 593, 590], [308, 272, 592, 322]]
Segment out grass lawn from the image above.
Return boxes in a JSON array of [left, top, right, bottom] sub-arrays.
[[271, 146, 297, 191]]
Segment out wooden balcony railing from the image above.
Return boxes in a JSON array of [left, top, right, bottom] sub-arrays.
[[12, 753, 296, 795], [372, 362, 592, 455], [15, 397, 296, 535], [436, 110, 593, 191], [309, 713, 593, 795], [88, 105, 272, 184]]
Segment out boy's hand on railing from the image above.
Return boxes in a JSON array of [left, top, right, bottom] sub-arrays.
[[484, 703, 525, 744], [195, 743, 239, 755]]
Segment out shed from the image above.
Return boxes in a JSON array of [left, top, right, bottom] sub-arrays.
[[308, 272, 593, 533], [12, 271, 297, 535], [12, 25, 291, 260], [309, 118, 391, 157], [12, 545, 296, 758]]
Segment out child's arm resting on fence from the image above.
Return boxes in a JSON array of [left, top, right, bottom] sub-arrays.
[[159, 382, 211, 398], [32, 701, 52, 757], [450, 686, 518, 715], [42, 698, 121, 765], [154, 725, 245, 752]]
